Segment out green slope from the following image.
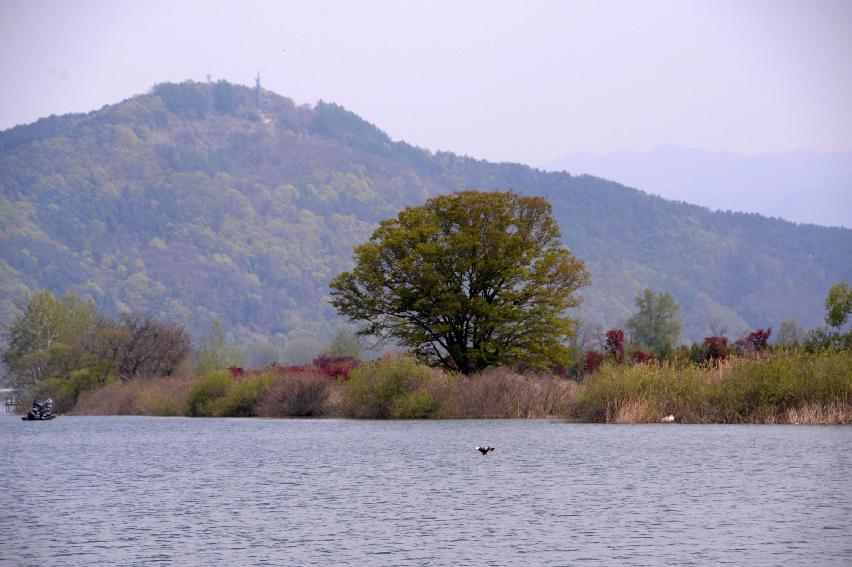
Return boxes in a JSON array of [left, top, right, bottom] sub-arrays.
[[1, 81, 850, 345]]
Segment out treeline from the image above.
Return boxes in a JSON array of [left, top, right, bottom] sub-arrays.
[[0, 289, 364, 411], [3, 79, 851, 350], [2, 290, 190, 411], [4, 282, 852, 423], [566, 285, 852, 378]]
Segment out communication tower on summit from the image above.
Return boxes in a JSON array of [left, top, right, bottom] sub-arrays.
[[255, 71, 262, 114]]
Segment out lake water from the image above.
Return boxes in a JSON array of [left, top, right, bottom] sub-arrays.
[[1, 416, 850, 566]]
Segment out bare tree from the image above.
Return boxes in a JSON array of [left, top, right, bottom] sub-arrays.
[[113, 313, 191, 381]]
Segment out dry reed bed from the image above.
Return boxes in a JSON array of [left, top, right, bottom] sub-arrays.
[[71, 350, 851, 423], [434, 368, 580, 418], [74, 376, 192, 416]]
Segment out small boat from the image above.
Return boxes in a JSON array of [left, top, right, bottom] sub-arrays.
[[22, 398, 56, 421]]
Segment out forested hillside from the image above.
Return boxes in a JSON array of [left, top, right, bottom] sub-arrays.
[[1, 80, 850, 349]]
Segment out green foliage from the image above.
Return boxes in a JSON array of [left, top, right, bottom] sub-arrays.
[[1, 80, 850, 350], [803, 327, 852, 352], [213, 374, 274, 417], [185, 371, 233, 417], [153, 82, 208, 118], [825, 281, 852, 329], [574, 362, 706, 422], [776, 319, 805, 347], [3, 290, 97, 389], [393, 389, 440, 419], [324, 328, 361, 359], [185, 370, 275, 417], [212, 80, 239, 115], [2, 288, 190, 407], [343, 356, 430, 418], [311, 101, 392, 156], [331, 191, 589, 373], [626, 289, 683, 357], [574, 350, 852, 423], [36, 367, 118, 412], [710, 351, 852, 422], [194, 318, 244, 374]]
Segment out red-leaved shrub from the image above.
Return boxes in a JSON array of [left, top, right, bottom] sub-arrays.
[[312, 356, 359, 379], [632, 349, 655, 364], [605, 329, 625, 364], [703, 336, 731, 362], [585, 350, 606, 374]]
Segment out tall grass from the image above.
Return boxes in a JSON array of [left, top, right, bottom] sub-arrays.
[[72, 350, 852, 423], [342, 357, 434, 418], [574, 350, 852, 423]]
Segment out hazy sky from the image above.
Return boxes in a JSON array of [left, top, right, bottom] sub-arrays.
[[2, 0, 851, 165]]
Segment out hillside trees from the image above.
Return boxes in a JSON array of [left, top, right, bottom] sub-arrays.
[[330, 191, 589, 374], [1, 80, 850, 348]]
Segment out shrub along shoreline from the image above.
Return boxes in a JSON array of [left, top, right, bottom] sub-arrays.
[[72, 350, 852, 424]]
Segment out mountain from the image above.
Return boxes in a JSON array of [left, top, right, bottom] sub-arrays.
[[543, 146, 852, 229], [1, 80, 850, 351]]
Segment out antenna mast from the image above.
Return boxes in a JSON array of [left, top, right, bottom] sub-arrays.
[[255, 71, 262, 115]]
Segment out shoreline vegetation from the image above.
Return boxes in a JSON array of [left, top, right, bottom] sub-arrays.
[[71, 350, 852, 424], [4, 194, 851, 424]]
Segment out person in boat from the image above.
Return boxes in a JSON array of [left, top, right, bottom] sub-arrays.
[[23, 398, 56, 420]]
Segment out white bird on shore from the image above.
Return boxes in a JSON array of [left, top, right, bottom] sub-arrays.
[[661, 415, 676, 423], [476, 446, 495, 454]]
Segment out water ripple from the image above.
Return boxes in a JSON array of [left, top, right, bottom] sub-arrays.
[[1, 417, 850, 566]]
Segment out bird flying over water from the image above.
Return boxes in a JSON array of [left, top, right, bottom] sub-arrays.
[[476, 446, 495, 454]]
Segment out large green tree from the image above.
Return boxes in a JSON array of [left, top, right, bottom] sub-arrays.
[[825, 281, 852, 329], [2, 290, 97, 390], [330, 191, 589, 374], [626, 289, 683, 356]]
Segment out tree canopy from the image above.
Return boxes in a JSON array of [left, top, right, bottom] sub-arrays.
[[626, 289, 683, 356], [330, 190, 589, 374], [2, 289, 190, 408], [2, 290, 97, 389], [825, 281, 852, 329]]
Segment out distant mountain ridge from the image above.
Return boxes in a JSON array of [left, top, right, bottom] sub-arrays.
[[1, 80, 850, 349], [544, 146, 852, 228]]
